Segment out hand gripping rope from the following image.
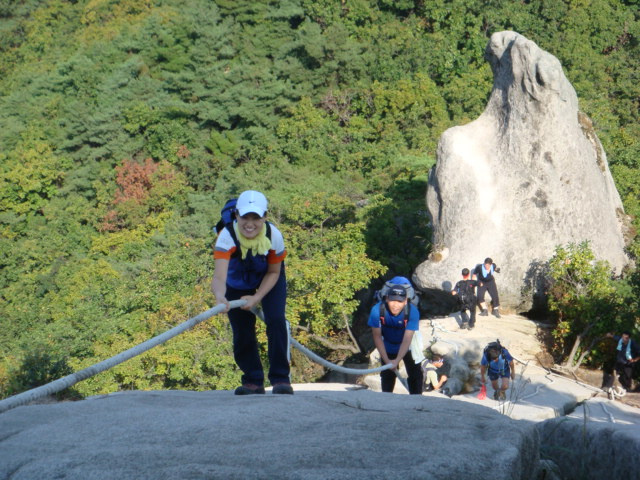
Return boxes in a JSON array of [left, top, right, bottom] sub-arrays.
[[0, 300, 395, 414]]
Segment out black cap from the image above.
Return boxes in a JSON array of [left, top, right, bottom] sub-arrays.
[[386, 286, 407, 301]]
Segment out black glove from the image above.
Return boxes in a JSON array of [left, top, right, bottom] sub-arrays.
[[494, 266, 501, 273]]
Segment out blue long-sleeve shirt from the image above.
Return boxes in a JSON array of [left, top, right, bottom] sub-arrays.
[[368, 302, 419, 355]]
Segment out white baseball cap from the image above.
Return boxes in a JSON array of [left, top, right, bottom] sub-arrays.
[[236, 190, 268, 217]]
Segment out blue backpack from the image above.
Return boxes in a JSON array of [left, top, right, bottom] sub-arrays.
[[215, 198, 239, 235], [214, 198, 272, 259]]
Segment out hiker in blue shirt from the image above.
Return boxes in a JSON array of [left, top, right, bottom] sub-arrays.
[[480, 341, 515, 401], [368, 277, 423, 394], [606, 331, 640, 393], [212, 190, 292, 396]]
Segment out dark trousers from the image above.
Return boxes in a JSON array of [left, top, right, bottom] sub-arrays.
[[460, 299, 477, 327], [381, 350, 424, 395], [226, 271, 290, 387], [615, 360, 634, 390], [477, 280, 500, 309]]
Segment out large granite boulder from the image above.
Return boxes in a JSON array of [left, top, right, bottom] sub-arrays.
[[0, 387, 542, 480], [537, 416, 640, 480], [413, 31, 630, 313]]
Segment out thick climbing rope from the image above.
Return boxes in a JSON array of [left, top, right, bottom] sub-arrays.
[[290, 331, 407, 390], [518, 370, 555, 402], [249, 307, 391, 376], [600, 402, 616, 423], [429, 320, 460, 356], [0, 301, 242, 414], [289, 337, 392, 375], [249, 308, 406, 390], [0, 301, 393, 414]]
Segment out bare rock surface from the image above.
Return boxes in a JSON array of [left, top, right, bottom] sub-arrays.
[[414, 31, 629, 312], [538, 413, 640, 479], [1, 313, 640, 480], [0, 385, 540, 480], [366, 312, 640, 424]]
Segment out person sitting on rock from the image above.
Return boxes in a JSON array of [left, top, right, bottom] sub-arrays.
[[473, 257, 501, 318], [606, 331, 640, 394], [368, 277, 423, 394], [480, 340, 515, 401], [451, 268, 478, 330], [422, 354, 450, 395]]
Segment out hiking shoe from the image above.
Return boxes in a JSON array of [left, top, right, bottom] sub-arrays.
[[468, 325, 475, 330], [235, 384, 266, 395], [272, 383, 294, 395], [460, 323, 469, 330], [480, 309, 488, 316], [493, 310, 501, 318]]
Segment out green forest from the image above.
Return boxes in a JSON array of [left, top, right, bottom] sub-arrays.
[[1, 0, 639, 399]]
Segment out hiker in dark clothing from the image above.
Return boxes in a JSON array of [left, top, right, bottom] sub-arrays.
[[451, 268, 478, 330], [606, 331, 640, 392], [473, 257, 501, 318]]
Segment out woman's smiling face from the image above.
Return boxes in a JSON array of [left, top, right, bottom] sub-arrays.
[[236, 212, 266, 239]]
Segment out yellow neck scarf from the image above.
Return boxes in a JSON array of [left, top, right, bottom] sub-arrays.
[[233, 222, 272, 259]]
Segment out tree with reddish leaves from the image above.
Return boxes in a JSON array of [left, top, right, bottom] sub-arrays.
[[113, 158, 158, 205], [101, 158, 187, 232]]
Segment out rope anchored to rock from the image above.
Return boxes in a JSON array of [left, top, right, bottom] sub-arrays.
[[0, 301, 393, 414]]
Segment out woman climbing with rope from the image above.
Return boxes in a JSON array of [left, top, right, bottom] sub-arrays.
[[212, 190, 293, 395]]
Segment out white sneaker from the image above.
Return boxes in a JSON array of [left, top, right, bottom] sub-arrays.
[[615, 386, 627, 397]]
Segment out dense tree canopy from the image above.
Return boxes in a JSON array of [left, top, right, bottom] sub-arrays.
[[1, 0, 639, 397]]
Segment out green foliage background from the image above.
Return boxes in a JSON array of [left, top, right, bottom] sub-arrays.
[[1, 0, 639, 397], [546, 242, 636, 369]]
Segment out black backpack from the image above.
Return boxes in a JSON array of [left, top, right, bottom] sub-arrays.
[[456, 280, 476, 305], [214, 198, 272, 259], [483, 339, 506, 362]]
